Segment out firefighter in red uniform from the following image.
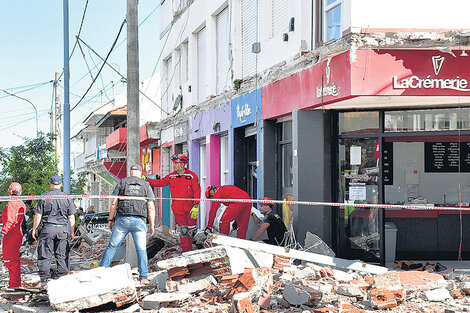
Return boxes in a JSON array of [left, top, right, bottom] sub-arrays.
[[147, 154, 200, 252], [205, 185, 252, 239], [1, 183, 26, 288]]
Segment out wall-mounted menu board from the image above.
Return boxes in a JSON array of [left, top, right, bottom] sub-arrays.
[[424, 142, 470, 172]]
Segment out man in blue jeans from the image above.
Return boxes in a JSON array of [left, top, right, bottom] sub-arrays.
[[100, 164, 155, 284]]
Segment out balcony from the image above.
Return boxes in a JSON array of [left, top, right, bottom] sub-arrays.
[[106, 128, 127, 151]]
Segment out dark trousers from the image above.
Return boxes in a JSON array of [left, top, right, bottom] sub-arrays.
[[37, 225, 69, 283]]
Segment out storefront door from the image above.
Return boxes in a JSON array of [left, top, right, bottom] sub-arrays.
[[336, 112, 382, 263]]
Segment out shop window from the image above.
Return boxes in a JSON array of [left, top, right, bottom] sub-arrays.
[[339, 112, 379, 135], [385, 108, 470, 132]]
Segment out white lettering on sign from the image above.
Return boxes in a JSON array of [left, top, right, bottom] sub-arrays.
[[236, 103, 252, 123], [393, 54, 470, 92], [316, 84, 339, 97], [174, 126, 184, 138], [392, 76, 470, 91]]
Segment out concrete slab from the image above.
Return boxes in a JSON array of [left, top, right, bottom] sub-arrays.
[[47, 263, 137, 311], [141, 292, 191, 310]]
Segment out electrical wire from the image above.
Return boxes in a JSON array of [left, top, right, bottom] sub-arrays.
[[68, 2, 160, 89], [87, 48, 112, 102], [57, 0, 90, 83], [71, 19, 127, 112], [76, 36, 167, 114], [0, 81, 54, 100]]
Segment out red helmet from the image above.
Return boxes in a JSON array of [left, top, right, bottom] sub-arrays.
[[262, 196, 274, 207], [171, 154, 188, 164], [8, 182, 22, 196], [205, 185, 218, 198]]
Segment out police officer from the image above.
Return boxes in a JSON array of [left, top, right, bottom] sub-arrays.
[[147, 154, 200, 252], [250, 196, 287, 245], [100, 164, 155, 284], [1, 182, 27, 288], [32, 175, 76, 287]]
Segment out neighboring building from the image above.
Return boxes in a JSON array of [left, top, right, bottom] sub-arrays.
[[72, 76, 161, 213], [73, 100, 118, 212], [75, 0, 470, 264]]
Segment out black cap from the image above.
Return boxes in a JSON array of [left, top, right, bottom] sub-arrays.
[[130, 164, 142, 171], [50, 175, 62, 185]]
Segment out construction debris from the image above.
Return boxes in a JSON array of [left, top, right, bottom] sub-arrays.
[[4, 229, 470, 312], [207, 234, 388, 274], [47, 263, 137, 311]]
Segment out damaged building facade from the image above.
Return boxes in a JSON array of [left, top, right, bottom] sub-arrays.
[[74, 0, 470, 264]]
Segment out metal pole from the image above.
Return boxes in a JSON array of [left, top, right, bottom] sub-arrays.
[[3, 91, 38, 136], [126, 0, 140, 268], [63, 0, 71, 193]]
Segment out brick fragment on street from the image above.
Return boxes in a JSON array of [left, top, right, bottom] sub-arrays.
[[2, 231, 470, 312]]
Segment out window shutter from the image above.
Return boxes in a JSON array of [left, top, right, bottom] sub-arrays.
[[197, 27, 207, 103], [241, 0, 257, 78], [216, 7, 230, 94]]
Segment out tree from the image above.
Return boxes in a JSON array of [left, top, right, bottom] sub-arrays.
[[0, 133, 58, 199], [0, 133, 83, 226]]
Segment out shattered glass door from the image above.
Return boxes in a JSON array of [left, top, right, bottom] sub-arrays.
[[337, 137, 381, 262]]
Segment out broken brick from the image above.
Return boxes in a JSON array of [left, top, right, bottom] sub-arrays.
[[314, 306, 335, 313], [232, 292, 254, 313], [451, 289, 465, 299], [258, 294, 271, 309], [369, 287, 406, 309], [283, 284, 322, 307]]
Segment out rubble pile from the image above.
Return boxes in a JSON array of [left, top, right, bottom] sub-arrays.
[[2, 231, 470, 312]]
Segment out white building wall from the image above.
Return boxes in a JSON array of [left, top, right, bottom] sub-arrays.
[[349, 0, 470, 31], [159, 0, 313, 106]]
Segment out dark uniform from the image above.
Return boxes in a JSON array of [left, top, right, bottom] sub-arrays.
[[263, 211, 287, 246], [35, 188, 76, 283], [100, 175, 154, 280]]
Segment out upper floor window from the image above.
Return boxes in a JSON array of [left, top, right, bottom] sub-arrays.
[[271, 0, 288, 39], [325, 0, 341, 41]]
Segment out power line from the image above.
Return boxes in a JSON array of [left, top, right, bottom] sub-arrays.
[[57, 0, 90, 83], [71, 19, 127, 112], [68, 2, 160, 89], [0, 81, 54, 100], [76, 36, 169, 114]]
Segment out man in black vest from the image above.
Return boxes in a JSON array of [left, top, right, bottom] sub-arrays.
[[250, 197, 287, 246], [32, 175, 76, 287], [100, 164, 155, 284]]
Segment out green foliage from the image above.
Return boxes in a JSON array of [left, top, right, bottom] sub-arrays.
[[234, 79, 242, 91], [0, 133, 58, 225], [71, 171, 87, 195]]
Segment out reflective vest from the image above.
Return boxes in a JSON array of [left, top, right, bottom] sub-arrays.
[[116, 177, 149, 218]]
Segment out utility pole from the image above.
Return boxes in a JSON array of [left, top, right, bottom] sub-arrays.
[[53, 73, 62, 171], [126, 0, 140, 267], [63, 0, 71, 193]]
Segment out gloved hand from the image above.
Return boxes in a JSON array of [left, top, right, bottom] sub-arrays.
[[204, 227, 215, 235], [190, 204, 199, 219], [141, 175, 148, 181]]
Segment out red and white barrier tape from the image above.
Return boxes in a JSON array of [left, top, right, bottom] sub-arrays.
[[1, 194, 469, 211]]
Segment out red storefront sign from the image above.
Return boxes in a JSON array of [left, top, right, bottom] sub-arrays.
[[262, 49, 470, 119]]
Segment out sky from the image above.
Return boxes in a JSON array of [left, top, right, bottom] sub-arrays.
[[0, 1, 160, 148]]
